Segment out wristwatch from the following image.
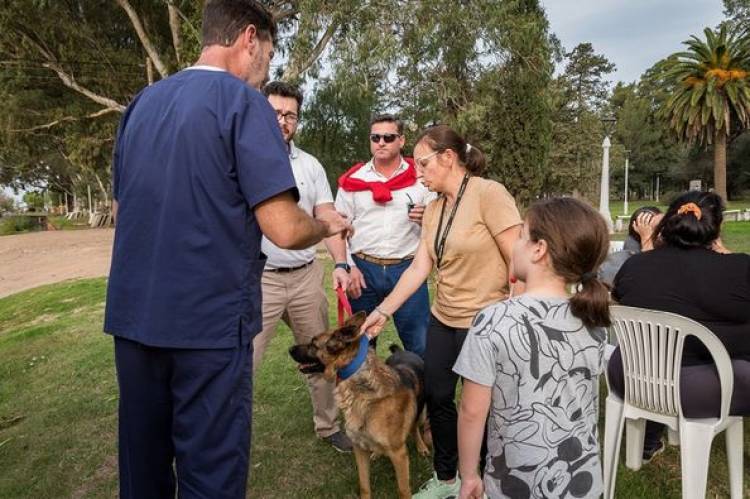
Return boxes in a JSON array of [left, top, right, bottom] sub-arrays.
[[334, 262, 351, 273]]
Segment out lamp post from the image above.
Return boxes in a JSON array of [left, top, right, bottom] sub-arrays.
[[624, 149, 630, 215], [599, 115, 617, 233]]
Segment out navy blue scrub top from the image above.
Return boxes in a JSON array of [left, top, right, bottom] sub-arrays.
[[104, 68, 298, 349]]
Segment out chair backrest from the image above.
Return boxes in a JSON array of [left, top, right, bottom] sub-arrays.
[[608, 240, 624, 254], [609, 305, 734, 421]]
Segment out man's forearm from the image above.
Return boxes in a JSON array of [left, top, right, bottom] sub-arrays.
[[285, 209, 329, 250], [256, 191, 333, 249], [324, 233, 348, 262]]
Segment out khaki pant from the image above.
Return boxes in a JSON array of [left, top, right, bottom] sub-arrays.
[[254, 259, 339, 437]]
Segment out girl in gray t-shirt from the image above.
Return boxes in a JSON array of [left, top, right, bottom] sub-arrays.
[[454, 198, 611, 499]]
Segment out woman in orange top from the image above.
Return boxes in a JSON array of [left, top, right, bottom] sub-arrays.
[[361, 125, 522, 497]]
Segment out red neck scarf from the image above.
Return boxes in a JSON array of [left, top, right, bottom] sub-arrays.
[[337, 158, 417, 203]]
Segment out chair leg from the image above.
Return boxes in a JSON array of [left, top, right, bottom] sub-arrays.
[[679, 422, 714, 499], [725, 419, 744, 499], [625, 418, 646, 470], [667, 427, 679, 446], [603, 396, 625, 499]]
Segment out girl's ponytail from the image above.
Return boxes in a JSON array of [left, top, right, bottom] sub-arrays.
[[526, 198, 611, 328], [570, 273, 611, 329]]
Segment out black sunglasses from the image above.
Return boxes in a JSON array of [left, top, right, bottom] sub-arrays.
[[370, 133, 401, 144]]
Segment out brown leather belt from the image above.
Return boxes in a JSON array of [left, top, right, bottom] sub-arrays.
[[353, 252, 414, 266], [265, 260, 314, 273]]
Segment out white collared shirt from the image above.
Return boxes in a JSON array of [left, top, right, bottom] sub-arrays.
[[261, 141, 333, 269], [335, 157, 435, 259]]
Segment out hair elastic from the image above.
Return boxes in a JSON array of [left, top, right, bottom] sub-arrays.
[[465, 143, 472, 153], [677, 202, 702, 220], [581, 271, 597, 284]]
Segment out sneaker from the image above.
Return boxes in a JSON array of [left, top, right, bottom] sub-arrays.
[[412, 472, 461, 499], [642, 439, 665, 464], [323, 431, 353, 453]]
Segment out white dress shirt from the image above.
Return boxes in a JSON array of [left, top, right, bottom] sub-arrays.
[[335, 157, 435, 259], [261, 141, 333, 269]]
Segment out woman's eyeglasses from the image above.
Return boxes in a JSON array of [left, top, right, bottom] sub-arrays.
[[415, 150, 439, 167], [370, 133, 401, 144]]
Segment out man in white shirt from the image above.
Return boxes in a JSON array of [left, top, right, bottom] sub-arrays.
[[334, 114, 433, 356], [254, 81, 352, 452]]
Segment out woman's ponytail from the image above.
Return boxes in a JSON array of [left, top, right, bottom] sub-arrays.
[[415, 125, 486, 176]]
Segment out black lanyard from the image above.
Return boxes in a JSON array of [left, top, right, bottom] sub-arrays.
[[434, 174, 470, 269]]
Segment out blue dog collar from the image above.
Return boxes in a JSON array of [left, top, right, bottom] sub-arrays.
[[337, 336, 369, 381]]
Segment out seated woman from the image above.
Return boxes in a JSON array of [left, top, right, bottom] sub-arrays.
[[598, 206, 661, 287], [608, 190, 750, 461]]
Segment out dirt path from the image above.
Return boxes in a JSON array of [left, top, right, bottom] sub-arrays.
[[0, 229, 114, 298]]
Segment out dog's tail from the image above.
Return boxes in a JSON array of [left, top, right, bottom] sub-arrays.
[[388, 343, 402, 354]]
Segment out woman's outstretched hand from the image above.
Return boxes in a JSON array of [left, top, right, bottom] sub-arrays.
[[360, 307, 389, 338]]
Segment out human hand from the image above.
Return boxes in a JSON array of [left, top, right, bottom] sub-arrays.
[[347, 266, 366, 299], [408, 204, 426, 225], [633, 212, 662, 250], [332, 267, 351, 290], [458, 474, 484, 499], [711, 237, 732, 254], [316, 210, 353, 239], [360, 308, 388, 339]]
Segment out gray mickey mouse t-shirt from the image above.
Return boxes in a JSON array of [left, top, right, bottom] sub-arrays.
[[454, 295, 606, 499]]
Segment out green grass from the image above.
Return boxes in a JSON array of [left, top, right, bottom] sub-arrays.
[[1, 266, 749, 498], [721, 222, 750, 253], [608, 199, 750, 216]]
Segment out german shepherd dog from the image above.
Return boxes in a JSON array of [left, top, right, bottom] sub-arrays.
[[289, 311, 429, 499]]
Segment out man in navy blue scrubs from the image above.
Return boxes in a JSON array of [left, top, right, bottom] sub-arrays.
[[103, 2, 351, 498]]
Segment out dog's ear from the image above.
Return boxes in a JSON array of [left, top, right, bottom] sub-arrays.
[[335, 311, 366, 340], [342, 311, 367, 333]]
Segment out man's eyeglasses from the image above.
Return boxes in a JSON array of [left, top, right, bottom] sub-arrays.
[[275, 110, 298, 124], [370, 133, 401, 144]]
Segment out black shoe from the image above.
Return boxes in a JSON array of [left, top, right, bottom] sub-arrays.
[[642, 439, 665, 464], [323, 431, 353, 453]]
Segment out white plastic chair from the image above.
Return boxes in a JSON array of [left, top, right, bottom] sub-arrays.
[[602, 305, 744, 499], [608, 240, 624, 254]]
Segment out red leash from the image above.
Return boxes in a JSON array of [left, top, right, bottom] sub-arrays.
[[336, 286, 352, 326]]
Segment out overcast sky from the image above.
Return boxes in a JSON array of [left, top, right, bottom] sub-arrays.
[[542, 0, 728, 83]]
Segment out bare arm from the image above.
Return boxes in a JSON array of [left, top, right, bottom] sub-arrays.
[[360, 240, 433, 336], [112, 200, 118, 224], [711, 236, 732, 254], [317, 202, 352, 289], [255, 191, 350, 249], [494, 224, 524, 295], [317, 203, 348, 261], [458, 380, 492, 499]]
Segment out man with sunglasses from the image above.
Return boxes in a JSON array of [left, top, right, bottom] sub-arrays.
[[335, 114, 433, 356], [254, 81, 352, 453]]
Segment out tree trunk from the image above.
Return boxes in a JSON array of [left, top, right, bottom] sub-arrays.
[[713, 130, 727, 201]]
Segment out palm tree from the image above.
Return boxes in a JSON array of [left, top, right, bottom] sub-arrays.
[[659, 25, 750, 201]]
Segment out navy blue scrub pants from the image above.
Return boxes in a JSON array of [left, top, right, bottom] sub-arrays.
[[114, 336, 253, 499]]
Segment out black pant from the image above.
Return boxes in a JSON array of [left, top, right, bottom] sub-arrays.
[[114, 336, 253, 499], [607, 347, 750, 448], [424, 315, 487, 481]]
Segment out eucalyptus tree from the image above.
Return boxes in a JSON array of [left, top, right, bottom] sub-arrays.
[[0, 0, 386, 198]]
